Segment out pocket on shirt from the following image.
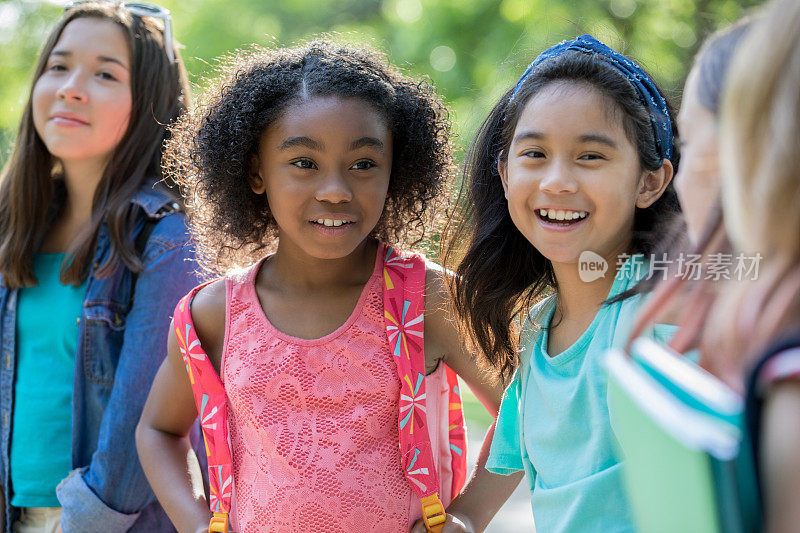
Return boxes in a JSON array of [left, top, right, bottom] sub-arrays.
[[82, 304, 127, 386]]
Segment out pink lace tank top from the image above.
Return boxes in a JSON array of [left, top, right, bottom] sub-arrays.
[[222, 246, 449, 532]]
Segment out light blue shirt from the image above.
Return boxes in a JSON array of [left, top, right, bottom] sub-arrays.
[[487, 256, 676, 532]]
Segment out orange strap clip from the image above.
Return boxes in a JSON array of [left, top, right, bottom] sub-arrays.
[[421, 493, 446, 533], [208, 512, 229, 533]]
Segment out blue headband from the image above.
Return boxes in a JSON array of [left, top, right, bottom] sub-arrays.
[[508, 34, 673, 161]]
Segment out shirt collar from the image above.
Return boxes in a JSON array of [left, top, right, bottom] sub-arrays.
[[131, 180, 181, 218]]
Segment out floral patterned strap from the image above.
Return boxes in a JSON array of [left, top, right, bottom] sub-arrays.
[[445, 364, 467, 495], [172, 282, 233, 530], [383, 245, 467, 531]]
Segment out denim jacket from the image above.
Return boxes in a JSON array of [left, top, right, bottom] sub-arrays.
[[0, 182, 202, 532]]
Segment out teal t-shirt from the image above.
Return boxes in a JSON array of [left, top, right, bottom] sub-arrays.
[[486, 256, 676, 532], [11, 253, 86, 507]]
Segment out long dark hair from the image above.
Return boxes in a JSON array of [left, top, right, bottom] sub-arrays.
[[0, 2, 190, 288], [445, 51, 681, 380]]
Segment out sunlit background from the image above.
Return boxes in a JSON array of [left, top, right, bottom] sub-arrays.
[[1, 0, 763, 165], [0, 1, 766, 529]]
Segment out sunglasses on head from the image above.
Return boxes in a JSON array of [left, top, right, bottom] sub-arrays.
[[63, 1, 174, 62]]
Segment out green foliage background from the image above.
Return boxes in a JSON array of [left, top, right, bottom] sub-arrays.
[[0, 0, 763, 166]]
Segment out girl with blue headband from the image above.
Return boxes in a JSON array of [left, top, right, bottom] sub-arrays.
[[429, 36, 681, 532]]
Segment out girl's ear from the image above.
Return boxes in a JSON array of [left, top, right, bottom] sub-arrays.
[[248, 153, 266, 195], [497, 152, 510, 200], [636, 158, 674, 208]]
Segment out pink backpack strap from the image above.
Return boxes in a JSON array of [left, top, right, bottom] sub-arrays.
[[173, 283, 233, 533], [382, 245, 449, 532], [445, 365, 468, 495]]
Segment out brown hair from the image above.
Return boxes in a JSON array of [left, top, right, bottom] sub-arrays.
[[0, 1, 190, 288]]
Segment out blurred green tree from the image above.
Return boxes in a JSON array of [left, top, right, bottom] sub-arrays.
[[0, 0, 763, 165]]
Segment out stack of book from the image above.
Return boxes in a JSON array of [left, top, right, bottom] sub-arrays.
[[604, 337, 761, 532]]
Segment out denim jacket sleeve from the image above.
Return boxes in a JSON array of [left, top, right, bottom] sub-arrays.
[[56, 214, 200, 532]]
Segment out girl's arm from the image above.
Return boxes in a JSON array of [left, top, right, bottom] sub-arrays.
[[414, 268, 523, 532], [760, 379, 800, 533], [410, 422, 524, 533], [423, 266, 506, 414], [136, 281, 226, 533], [136, 321, 211, 533]]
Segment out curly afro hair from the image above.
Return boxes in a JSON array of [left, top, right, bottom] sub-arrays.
[[165, 39, 454, 276]]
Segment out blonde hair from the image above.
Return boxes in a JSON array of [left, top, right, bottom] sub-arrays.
[[701, 0, 800, 387], [720, 0, 800, 257]]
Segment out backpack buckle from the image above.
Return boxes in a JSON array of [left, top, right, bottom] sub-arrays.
[[421, 493, 446, 531], [209, 512, 229, 533]]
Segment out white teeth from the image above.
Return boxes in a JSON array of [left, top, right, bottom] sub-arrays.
[[539, 209, 589, 221], [315, 218, 349, 227]]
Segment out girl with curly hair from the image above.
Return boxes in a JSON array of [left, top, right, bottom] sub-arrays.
[[136, 40, 503, 533]]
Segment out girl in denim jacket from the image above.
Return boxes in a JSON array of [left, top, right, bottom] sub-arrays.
[[0, 2, 199, 531]]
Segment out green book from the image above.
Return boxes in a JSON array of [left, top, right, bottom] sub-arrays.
[[604, 338, 761, 533]]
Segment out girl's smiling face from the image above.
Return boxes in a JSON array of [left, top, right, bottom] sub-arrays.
[[249, 96, 393, 260], [500, 81, 671, 269], [32, 17, 132, 166]]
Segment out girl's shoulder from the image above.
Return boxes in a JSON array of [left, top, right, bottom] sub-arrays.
[[190, 278, 227, 315], [185, 278, 227, 370], [524, 294, 557, 332], [750, 328, 800, 393], [185, 259, 266, 367], [185, 258, 262, 310], [424, 261, 448, 311], [132, 181, 187, 243], [374, 243, 447, 325], [137, 212, 190, 261], [515, 295, 556, 366], [382, 243, 441, 298]]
